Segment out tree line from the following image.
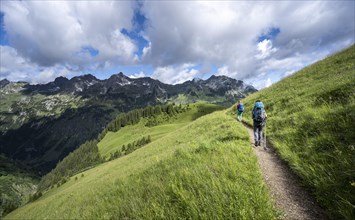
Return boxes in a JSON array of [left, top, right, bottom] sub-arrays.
[[98, 103, 184, 140]]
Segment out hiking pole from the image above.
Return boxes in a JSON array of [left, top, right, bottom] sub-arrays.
[[264, 121, 267, 150]]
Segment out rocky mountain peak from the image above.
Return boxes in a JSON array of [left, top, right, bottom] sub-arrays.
[[0, 79, 10, 88], [192, 78, 203, 83], [52, 76, 70, 90], [108, 72, 133, 86], [207, 75, 234, 82], [71, 74, 98, 82], [54, 76, 69, 84], [110, 72, 129, 79]]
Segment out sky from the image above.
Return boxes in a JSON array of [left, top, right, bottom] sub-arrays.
[[0, 1, 354, 89]]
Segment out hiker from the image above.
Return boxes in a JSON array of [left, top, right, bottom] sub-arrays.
[[236, 100, 244, 121], [252, 100, 267, 146]]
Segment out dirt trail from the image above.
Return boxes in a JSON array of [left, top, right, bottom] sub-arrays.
[[243, 123, 327, 220]]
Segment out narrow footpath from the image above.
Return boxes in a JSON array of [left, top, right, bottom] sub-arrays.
[[243, 123, 327, 220]]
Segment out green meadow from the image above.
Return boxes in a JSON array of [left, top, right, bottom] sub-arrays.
[[5, 109, 278, 219], [98, 103, 225, 157], [239, 45, 355, 219]]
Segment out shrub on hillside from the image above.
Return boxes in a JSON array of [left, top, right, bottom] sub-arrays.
[[109, 136, 152, 161], [29, 192, 42, 202]]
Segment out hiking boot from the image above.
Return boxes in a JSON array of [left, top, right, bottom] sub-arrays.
[[255, 141, 259, 146]]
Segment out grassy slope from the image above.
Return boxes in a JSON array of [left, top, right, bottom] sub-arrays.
[[239, 45, 355, 219], [5, 110, 278, 219], [98, 103, 225, 157]]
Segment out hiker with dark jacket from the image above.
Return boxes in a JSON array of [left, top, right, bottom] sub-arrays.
[[252, 100, 267, 146], [236, 100, 244, 121]]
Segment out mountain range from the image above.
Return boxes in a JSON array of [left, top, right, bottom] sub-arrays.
[[0, 73, 256, 174]]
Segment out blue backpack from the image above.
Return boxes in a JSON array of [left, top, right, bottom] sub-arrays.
[[253, 102, 266, 123], [238, 103, 244, 112]]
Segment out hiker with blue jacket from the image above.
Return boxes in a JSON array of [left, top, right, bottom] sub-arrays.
[[236, 100, 244, 121], [252, 100, 267, 146]]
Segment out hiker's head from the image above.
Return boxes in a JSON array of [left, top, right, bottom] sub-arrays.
[[255, 100, 264, 108]]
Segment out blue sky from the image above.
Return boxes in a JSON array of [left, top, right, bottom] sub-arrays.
[[0, 12, 9, 45], [0, 1, 354, 89]]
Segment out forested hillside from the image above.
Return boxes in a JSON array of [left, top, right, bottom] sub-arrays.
[[38, 103, 199, 191]]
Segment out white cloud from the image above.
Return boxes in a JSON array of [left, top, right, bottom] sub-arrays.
[[141, 1, 354, 84], [216, 66, 238, 78], [1, 1, 136, 67], [256, 39, 278, 59], [265, 78, 273, 88], [0, 46, 30, 74], [152, 64, 199, 85], [34, 67, 71, 84], [1, 45, 71, 84], [1, 1, 354, 86], [141, 1, 268, 72], [129, 71, 146, 79], [142, 41, 152, 60], [216, 66, 229, 76]]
